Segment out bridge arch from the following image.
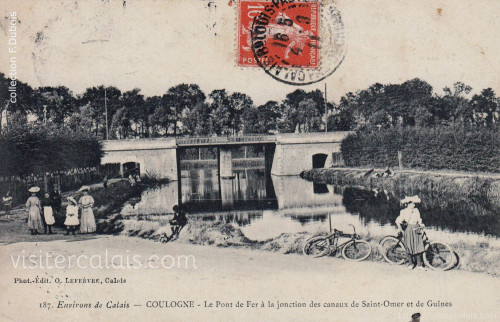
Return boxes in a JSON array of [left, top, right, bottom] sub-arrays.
[[312, 153, 328, 169], [271, 132, 352, 175], [122, 161, 141, 177]]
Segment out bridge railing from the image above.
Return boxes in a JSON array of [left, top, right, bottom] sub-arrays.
[[176, 135, 276, 145]]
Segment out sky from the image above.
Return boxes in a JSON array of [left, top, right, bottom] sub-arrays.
[[1, 0, 499, 105]]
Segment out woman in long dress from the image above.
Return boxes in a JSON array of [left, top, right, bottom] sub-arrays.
[[395, 195, 426, 270], [78, 186, 96, 233], [26, 187, 44, 235]]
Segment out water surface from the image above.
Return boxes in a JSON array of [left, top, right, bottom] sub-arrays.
[[122, 168, 499, 246]]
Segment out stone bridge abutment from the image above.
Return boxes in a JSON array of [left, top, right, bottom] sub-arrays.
[[101, 132, 352, 180]]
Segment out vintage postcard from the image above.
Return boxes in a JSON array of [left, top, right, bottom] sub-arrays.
[[0, 0, 499, 321]]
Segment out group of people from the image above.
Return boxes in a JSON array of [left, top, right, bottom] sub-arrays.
[[25, 186, 60, 235], [24, 185, 96, 236], [128, 173, 141, 187]]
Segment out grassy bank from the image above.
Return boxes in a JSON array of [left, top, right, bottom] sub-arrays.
[[97, 215, 500, 277], [301, 168, 500, 215]]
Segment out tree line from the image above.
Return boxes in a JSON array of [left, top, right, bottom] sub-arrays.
[[0, 123, 102, 177], [1, 73, 498, 138], [1, 73, 329, 138], [328, 79, 499, 131]]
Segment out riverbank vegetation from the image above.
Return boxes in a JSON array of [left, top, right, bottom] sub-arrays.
[[341, 125, 500, 173], [301, 169, 500, 228], [0, 122, 104, 204], [97, 216, 500, 277], [0, 122, 102, 177], [328, 79, 499, 172]]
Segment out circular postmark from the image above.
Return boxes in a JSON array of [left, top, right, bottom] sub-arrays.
[[249, 0, 346, 85]]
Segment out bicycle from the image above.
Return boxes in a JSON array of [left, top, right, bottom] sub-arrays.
[[379, 226, 456, 271], [303, 224, 372, 261]]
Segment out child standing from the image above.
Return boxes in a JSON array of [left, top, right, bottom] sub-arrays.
[[41, 192, 55, 234], [2, 191, 13, 219], [64, 197, 79, 235]]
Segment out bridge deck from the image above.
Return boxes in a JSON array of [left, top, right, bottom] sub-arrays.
[[176, 135, 276, 147], [102, 132, 352, 150]]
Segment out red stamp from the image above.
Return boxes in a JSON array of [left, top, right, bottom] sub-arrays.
[[238, 0, 320, 68]]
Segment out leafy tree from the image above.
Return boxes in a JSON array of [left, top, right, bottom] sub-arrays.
[[31, 86, 76, 124], [148, 96, 173, 137], [0, 73, 9, 133], [471, 88, 498, 126], [327, 108, 356, 131], [242, 101, 280, 134], [163, 84, 206, 136], [66, 110, 93, 133], [434, 82, 473, 124], [241, 105, 260, 134], [110, 107, 131, 139], [209, 89, 232, 135], [228, 92, 253, 135], [256, 101, 280, 133], [79, 86, 122, 138], [183, 102, 213, 135], [279, 89, 325, 132], [3, 78, 37, 127], [121, 89, 148, 138]]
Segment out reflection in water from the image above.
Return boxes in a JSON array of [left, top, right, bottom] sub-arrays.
[[180, 169, 278, 212], [121, 183, 178, 216], [313, 183, 329, 194], [124, 167, 499, 245], [342, 186, 500, 238]]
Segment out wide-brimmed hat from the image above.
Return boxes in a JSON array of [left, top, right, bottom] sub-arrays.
[[401, 195, 421, 204], [67, 196, 77, 204], [78, 185, 90, 192], [28, 186, 40, 193]]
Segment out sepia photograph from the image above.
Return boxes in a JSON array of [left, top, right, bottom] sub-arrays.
[[0, 0, 499, 321]]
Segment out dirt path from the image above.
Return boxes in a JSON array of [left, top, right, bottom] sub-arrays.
[[1, 236, 498, 321]]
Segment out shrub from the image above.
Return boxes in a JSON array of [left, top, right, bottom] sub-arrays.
[[341, 125, 500, 173], [0, 123, 103, 177]]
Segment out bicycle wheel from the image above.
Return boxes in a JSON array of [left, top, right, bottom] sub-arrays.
[[303, 236, 330, 257], [379, 236, 407, 265], [423, 242, 455, 271], [341, 240, 372, 261]]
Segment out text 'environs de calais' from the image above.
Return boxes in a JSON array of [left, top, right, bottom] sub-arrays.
[[8, 12, 18, 103]]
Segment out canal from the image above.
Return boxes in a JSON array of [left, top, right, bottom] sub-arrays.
[[121, 167, 499, 246]]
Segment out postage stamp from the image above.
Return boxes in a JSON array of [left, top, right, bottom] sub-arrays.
[[238, 0, 320, 68], [238, 0, 347, 85]]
